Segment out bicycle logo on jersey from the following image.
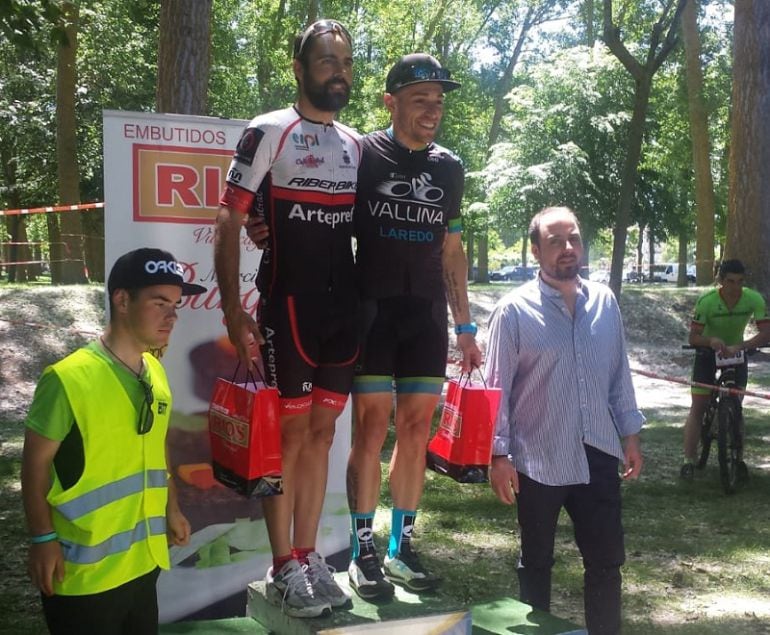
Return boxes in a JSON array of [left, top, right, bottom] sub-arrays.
[[376, 172, 444, 203]]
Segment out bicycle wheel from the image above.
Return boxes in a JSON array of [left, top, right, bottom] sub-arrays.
[[696, 403, 716, 469], [717, 398, 740, 494]]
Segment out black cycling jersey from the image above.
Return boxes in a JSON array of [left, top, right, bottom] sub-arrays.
[[354, 129, 464, 301], [221, 107, 361, 297]]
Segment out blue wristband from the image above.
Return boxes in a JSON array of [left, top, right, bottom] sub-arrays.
[[454, 322, 478, 336], [29, 531, 58, 544]]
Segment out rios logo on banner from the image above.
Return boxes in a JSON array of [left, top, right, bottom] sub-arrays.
[[132, 144, 233, 224]]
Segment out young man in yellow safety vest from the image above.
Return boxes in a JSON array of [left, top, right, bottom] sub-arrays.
[[21, 247, 205, 634]]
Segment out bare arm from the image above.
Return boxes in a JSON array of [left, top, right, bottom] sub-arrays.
[[214, 204, 263, 368], [725, 321, 770, 355], [442, 232, 482, 373], [21, 429, 64, 596], [688, 322, 726, 353]]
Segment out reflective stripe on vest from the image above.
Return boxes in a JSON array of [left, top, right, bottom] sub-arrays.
[[56, 470, 167, 521], [62, 516, 167, 564]]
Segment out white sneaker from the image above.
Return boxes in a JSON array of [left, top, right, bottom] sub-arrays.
[[383, 545, 440, 592], [265, 559, 331, 618], [348, 553, 395, 601]]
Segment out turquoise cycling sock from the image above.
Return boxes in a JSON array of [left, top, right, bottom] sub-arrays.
[[388, 507, 416, 558]]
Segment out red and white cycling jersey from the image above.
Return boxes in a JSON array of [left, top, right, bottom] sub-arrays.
[[221, 107, 361, 296]]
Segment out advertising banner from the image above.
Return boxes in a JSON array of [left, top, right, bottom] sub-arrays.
[[103, 110, 351, 622]]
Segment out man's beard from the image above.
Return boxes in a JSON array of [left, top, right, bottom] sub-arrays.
[[554, 263, 580, 279], [544, 260, 580, 280], [305, 77, 350, 113]]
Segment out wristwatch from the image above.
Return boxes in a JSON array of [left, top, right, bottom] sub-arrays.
[[454, 322, 478, 336]]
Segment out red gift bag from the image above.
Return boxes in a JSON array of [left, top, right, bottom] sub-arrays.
[[426, 371, 502, 483], [208, 369, 283, 498]]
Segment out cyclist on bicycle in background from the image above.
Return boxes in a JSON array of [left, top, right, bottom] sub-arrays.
[[681, 259, 770, 480]]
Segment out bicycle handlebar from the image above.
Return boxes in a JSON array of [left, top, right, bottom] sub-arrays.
[[681, 345, 768, 355]]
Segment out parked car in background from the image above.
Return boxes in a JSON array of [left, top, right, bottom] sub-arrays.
[[511, 265, 537, 280], [663, 263, 696, 283], [489, 265, 517, 281], [489, 265, 537, 281]]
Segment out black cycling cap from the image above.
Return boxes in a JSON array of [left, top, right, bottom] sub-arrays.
[[385, 53, 461, 94], [108, 248, 206, 296], [293, 19, 352, 61]]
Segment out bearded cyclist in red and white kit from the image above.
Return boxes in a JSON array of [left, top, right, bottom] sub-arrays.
[[214, 20, 360, 618]]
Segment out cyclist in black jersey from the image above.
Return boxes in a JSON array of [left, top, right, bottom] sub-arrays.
[[346, 54, 482, 600], [214, 20, 359, 618]]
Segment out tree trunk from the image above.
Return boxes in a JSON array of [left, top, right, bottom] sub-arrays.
[[647, 227, 655, 282], [0, 146, 30, 283], [584, 0, 595, 46], [608, 73, 652, 296], [257, 0, 287, 111], [603, 0, 687, 297], [82, 209, 104, 281], [677, 227, 689, 286], [682, 0, 716, 285], [157, 0, 212, 115], [47, 215, 63, 282], [56, 1, 86, 284], [479, 6, 537, 286], [477, 234, 489, 283], [726, 0, 770, 296]]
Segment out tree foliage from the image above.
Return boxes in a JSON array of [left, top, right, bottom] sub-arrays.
[[479, 46, 631, 246], [0, 0, 739, 295]]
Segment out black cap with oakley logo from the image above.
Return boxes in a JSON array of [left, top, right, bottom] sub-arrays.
[[385, 53, 461, 94], [107, 248, 206, 296]]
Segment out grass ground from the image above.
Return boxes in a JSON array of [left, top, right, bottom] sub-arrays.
[[2, 282, 770, 633]]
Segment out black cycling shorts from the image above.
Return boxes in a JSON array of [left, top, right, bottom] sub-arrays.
[[353, 296, 447, 396], [258, 292, 358, 414], [691, 348, 748, 396]]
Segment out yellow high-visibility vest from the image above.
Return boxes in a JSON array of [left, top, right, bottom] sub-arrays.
[[47, 347, 172, 595]]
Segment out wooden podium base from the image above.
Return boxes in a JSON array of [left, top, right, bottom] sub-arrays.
[[247, 575, 471, 634]]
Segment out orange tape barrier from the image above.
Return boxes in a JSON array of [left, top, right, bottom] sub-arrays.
[[0, 202, 104, 216], [631, 367, 770, 401]]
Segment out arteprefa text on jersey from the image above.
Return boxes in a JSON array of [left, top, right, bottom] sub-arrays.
[[287, 204, 353, 229]]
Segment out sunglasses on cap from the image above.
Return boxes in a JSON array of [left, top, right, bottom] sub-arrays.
[[294, 19, 352, 59], [402, 63, 451, 82], [385, 55, 461, 94]]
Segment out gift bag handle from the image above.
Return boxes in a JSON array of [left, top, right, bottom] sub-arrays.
[[231, 361, 268, 390], [460, 365, 488, 389]]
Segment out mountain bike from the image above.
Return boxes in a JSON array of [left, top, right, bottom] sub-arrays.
[[685, 346, 755, 495]]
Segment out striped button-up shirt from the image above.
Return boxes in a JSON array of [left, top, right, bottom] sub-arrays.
[[485, 276, 644, 486]]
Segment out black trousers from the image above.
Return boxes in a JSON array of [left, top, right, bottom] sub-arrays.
[[516, 445, 625, 635], [41, 567, 160, 635]]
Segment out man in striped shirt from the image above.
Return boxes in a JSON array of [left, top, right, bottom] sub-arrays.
[[485, 206, 644, 635]]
